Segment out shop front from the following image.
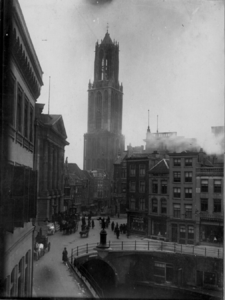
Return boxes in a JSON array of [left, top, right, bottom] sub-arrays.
[[200, 219, 223, 245], [129, 213, 148, 236], [170, 221, 195, 245], [150, 216, 168, 241]]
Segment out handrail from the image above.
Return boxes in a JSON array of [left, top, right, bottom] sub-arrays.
[[68, 260, 104, 298], [71, 240, 223, 259]]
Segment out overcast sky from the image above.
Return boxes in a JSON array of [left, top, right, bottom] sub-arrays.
[[19, 0, 224, 169]]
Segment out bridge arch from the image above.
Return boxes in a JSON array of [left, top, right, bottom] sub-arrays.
[[81, 257, 117, 296]]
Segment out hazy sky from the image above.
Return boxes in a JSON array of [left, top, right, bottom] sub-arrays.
[[19, 0, 224, 169]]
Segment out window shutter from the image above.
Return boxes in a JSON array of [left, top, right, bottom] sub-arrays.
[[29, 170, 37, 219], [13, 167, 25, 228], [3, 164, 14, 232]]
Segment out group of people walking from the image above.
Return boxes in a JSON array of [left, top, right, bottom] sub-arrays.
[[111, 222, 128, 239], [62, 214, 129, 265], [81, 215, 95, 231]]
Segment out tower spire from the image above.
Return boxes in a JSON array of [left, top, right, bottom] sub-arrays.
[[106, 22, 109, 33], [147, 110, 150, 132], [157, 115, 159, 134]]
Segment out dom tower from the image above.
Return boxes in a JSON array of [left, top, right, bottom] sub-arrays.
[[83, 31, 125, 178]]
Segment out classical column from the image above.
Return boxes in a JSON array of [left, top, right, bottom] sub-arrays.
[[48, 144, 53, 193], [58, 148, 64, 193], [43, 140, 48, 194], [57, 148, 60, 190], [53, 147, 57, 190]]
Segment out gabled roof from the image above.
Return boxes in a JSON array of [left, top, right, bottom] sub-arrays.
[[38, 114, 68, 141], [114, 152, 127, 165], [66, 163, 89, 185], [149, 159, 169, 174]]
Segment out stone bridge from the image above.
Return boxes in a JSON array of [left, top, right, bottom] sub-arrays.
[[70, 240, 223, 299]]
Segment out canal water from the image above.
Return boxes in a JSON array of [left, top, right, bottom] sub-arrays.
[[104, 284, 220, 299]]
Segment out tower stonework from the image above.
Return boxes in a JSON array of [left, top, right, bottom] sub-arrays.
[[83, 31, 125, 178]]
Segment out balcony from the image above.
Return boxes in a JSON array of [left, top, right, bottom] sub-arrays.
[[196, 168, 223, 177]]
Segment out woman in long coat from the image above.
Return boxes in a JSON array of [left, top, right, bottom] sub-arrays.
[[62, 247, 68, 264]]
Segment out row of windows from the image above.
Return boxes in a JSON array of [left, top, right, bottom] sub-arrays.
[[125, 179, 221, 198], [173, 172, 192, 182], [4, 250, 31, 297], [130, 198, 146, 211], [9, 75, 34, 142], [173, 187, 192, 198], [201, 198, 222, 213], [152, 180, 167, 194], [130, 198, 222, 215], [173, 204, 192, 219], [151, 200, 192, 218], [201, 179, 222, 193], [129, 181, 146, 193], [129, 164, 146, 176], [152, 198, 167, 214], [173, 158, 193, 167]]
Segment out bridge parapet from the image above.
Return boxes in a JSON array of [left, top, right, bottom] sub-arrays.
[[70, 239, 223, 263]]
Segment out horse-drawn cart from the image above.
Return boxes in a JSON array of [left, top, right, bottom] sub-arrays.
[[34, 233, 51, 260], [79, 225, 89, 238]]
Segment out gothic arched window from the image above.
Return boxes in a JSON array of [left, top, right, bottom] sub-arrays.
[[103, 90, 108, 125], [96, 92, 102, 129], [98, 50, 104, 80], [115, 93, 119, 131], [89, 92, 94, 125], [111, 91, 115, 131]]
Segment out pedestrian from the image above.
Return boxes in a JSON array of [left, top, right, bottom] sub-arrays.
[[111, 221, 114, 231], [62, 247, 68, 265], [92, 219, 95, 229], [116, 227, 120, 239], [102, 218, 105, 229]]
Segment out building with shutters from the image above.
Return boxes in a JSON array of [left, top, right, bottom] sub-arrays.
[[83, 30, 125, 179], [1, 0, 43, 297]]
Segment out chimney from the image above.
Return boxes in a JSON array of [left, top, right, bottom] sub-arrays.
[[153, 150, 159, 159], [198, 148, 206, 164]]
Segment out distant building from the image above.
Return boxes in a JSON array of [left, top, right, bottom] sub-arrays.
[[126, 155, 150, 236], [196, 163, 223, 245], [1, 0, 43, 296], [89, 169, 110, 213], [34, 103, 69, 223], [113, 151, 128, 215], [167, 150, 223, 245], [144, 129, 199, 153], [64, 162, 93, 214], [148, 159, 170, 241], [168, 152, 199, 244], [83, 31, 125, 179], [211, 126, 224, 136]]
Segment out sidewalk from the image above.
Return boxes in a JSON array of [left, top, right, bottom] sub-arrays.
[[33, 216, 129, 298]]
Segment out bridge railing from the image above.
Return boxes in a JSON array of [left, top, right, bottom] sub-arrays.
[[70, 240, 223, 261], [68, 258, 104, 298]]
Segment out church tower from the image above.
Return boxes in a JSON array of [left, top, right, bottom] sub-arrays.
[[83, 30, 125, 178]]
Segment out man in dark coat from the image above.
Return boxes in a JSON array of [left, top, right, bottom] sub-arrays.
[[116, 227, 120, 239], [111, 221, 115, 232], [62, 247, 68, 265]]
